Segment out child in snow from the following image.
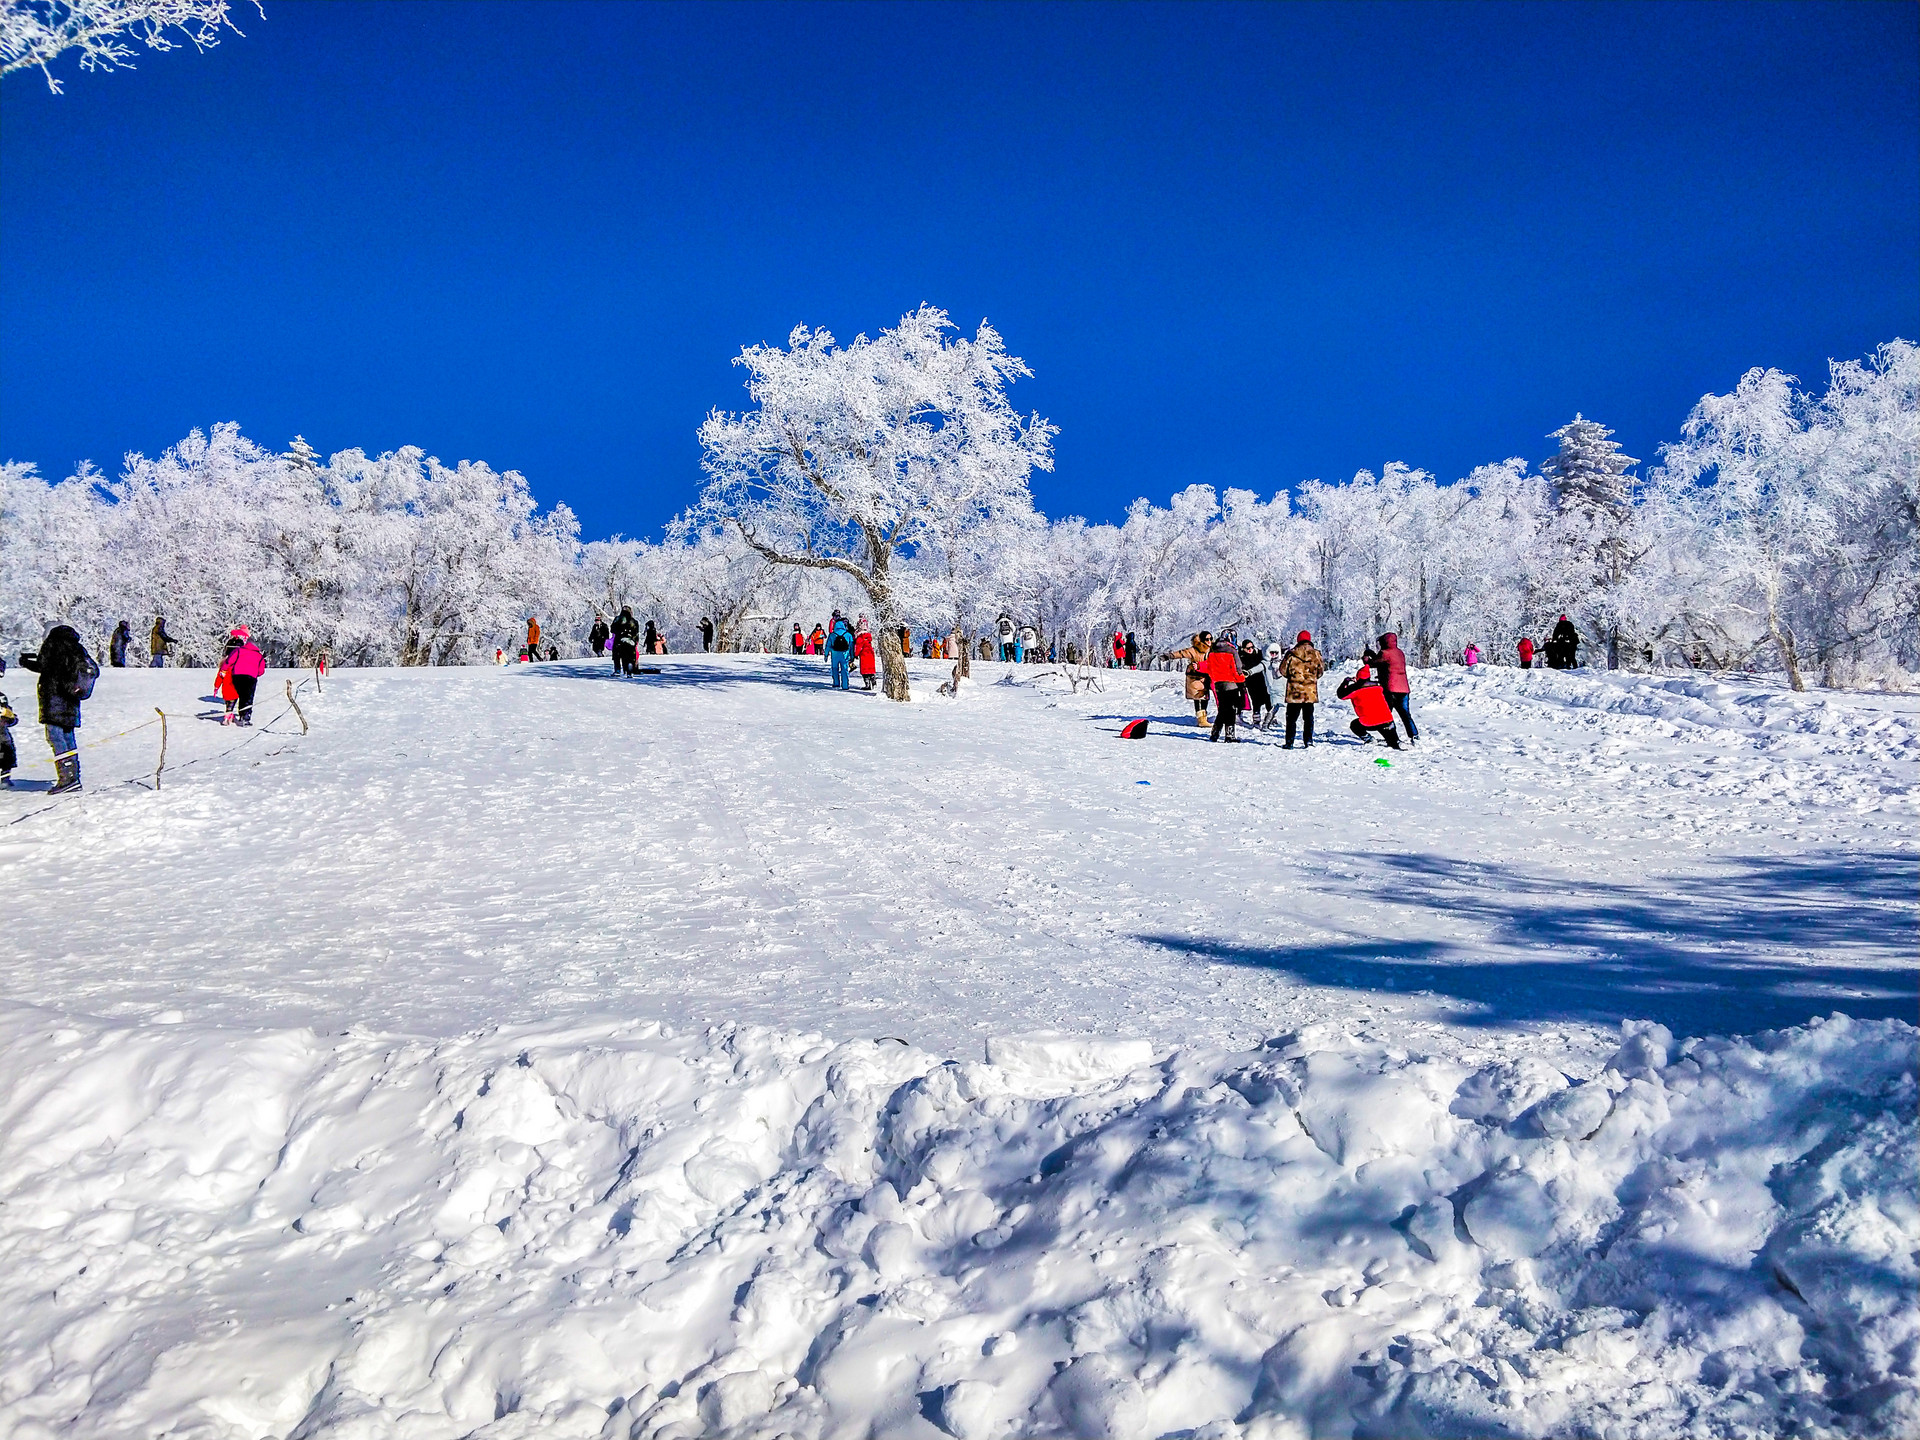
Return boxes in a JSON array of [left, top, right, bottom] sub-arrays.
[[0, 689, 17, 786], [216, 630, 244, 724], [1337, 663, 1402, 749], [1517, 636, 1535, 669], [1203, 638, 1245, 743], [1463, 643, 1481, 669]]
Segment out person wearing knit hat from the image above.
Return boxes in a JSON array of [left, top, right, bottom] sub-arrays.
[[1279, 630, 1325, 749]]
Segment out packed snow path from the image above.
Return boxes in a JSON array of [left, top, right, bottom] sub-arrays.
[[2, 657, 1914, 1053], [0, 656, 1915, 1439]]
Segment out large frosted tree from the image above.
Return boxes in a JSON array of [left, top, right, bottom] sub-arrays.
[[1544, 414, 1642, 669], [694, 306, 1054, 701]]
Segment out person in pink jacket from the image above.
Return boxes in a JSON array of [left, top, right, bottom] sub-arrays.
[[224, 626, 267, 726]]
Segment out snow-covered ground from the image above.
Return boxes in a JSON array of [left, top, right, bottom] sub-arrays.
[[1, 656, 1915, 1438]]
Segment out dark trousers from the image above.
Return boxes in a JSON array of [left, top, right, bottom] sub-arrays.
[[1351, 718, 1402, 748], [1286, 702, 1315, 746], [1210, 686, 1240, 740], [613, 641, 637, 675], [1386, 690, 1417, 740], [1246, 675, 1272, 716], [234, 673, 258, 724]]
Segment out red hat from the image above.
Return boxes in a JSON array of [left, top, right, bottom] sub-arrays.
[[1297, 630, 1311, 643], [1356, 664, 1371, 679]]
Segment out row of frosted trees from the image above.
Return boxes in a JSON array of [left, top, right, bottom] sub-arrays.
[[2, 325, 1913, 695]]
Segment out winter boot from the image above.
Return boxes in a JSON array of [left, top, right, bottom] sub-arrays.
[[49, 753, 81, 795]]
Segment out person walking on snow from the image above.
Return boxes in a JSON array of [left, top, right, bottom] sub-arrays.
[[827, 613, 856, 689], [699, 617, 715, 652], [612, 607, 640, 674], [1203, 638, 1246, 742], [1280, 631, 1325, 749], [588, 614, 610, 659], [1164, 632, 1215, 725], [1518, 635, 1536, 669], [854, 623, 877, 690], [226, 628, 266, 726], [642, 620, 661, 657], [216, 629, 245, 722], [1017, 624, 1037, 663], [20, 624, 98, 794], [1338, 662, 1402, 749], [109, 620, 131, 668], [1111, 629, 1125, 668], [149, 614, 175, 668], [996, 613, 1016, 661], [526, 617, 541, 656], [1364, 632, 1418, 743], [1463, 643, 1481, 670]]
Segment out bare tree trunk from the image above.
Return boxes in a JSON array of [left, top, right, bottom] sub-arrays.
[[867, 542, 911, 702]]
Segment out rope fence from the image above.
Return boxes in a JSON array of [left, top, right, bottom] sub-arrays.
[[4, 672, 321, 826]]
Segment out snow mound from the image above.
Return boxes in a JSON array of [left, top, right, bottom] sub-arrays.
[[1420, 667, 1920, 761], [2, 1004, 1912, 1438]]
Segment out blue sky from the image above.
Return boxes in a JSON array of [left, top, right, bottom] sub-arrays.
[[2, 1, 1914, 539]]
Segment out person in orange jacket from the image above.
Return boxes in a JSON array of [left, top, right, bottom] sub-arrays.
[[1337, 662, 1402, 748], [1201, 637, 1246, 743], [527, 617, 541, 654]]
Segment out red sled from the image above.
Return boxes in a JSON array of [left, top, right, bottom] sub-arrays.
[[1119, 718, 1150, 739]]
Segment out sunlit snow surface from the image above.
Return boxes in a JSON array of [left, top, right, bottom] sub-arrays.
[[1, 657, 1914, 1438]]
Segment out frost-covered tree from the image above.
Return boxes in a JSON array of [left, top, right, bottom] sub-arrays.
[[1, 0, 256, 92], [1543, 414, 1643, 669], [694, 306, 1055, 701]]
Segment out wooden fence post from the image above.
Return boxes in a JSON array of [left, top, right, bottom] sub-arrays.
[[286, 680, 309, 736], [153, 708, 167, 790]]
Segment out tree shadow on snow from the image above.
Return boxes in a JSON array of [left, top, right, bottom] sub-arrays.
[[1140, 849, 1918, 1036], [510, 656, 875, 696]]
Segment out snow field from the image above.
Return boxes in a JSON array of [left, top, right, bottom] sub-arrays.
[[0, 655, 1915, 1436], [0, 1006, 1912, 1438]]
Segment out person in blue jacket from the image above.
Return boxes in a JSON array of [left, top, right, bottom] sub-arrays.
[[826, 612, 856, 690]]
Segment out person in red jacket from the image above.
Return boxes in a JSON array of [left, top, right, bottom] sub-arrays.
[[1363, 632, 1418, 743], [1201, 637, 1246, 743], [1337, 662, 1402, 748], [854, 625, 877, 690], [1517, 635, 1535, 670]]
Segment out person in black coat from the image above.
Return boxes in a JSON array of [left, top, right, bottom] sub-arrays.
[[588, 614, 611, 658], [19, 624, 97, 794], [109, 620, 132, 667], [1548, 614, 1579, 669], [611, 607, 641, 675], [699, 617, 715, 652]]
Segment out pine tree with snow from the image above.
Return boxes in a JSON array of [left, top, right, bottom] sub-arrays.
[[1545, 415, 1643, 670], [285, 435, 322, 471]]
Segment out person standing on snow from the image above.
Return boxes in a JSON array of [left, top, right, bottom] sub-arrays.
[[1280, 630, 1324, 749], [827, 612, 856, 689], [1517, 635, 1536, 670], [1124, 631, 1138, 669], [226, 628, 266, 726], [996, 613, 1016, 661], [699, 617, 715, 652], [526, 617, 542, 657], [1164, 632, 1215, 725], [1364, 632, 1418, 744], [20, 624, 98, 794], [1237, 638, 1275, 727], [1548, 615, 1579, 669], [589, 614, 611, 660], [1463, 643, 1481, 670], [1338, 662, 1402, 749], [1203, 637, 1246, 742], [216, 629, 245, 722], [0, 688, 19, 787], [612, 607, 640, 674], [1016, 623, 1037, 663], [805, 623, 825, 655], [1111, 629, 1126, 669], [854, 622, 878, 690], [149, 614, 175, 668], [109, 621, 132, 668]]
